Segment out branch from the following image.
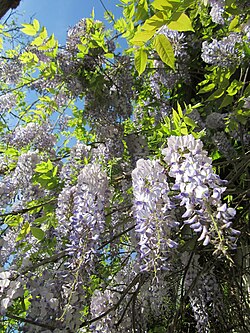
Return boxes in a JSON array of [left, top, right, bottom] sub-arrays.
[[5, 313, 57, 331], [20, 250, 69, 275], [79, 273, 146, 328], [0, 0, 21, 20], [98, 224, 135, 250], [0, 198, 56, 218]]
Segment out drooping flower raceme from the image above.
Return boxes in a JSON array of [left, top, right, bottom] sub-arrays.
[[207, 0, 225, 24], [162, 135, 239, 250], [56, 163, 109, 270], [5, 122, 56, 152], [201, 33, 243, 67], [132, 159, 178, 272]]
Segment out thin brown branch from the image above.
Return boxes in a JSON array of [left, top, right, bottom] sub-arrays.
[[5, 313, 57, 331], [0, 0, 21, 20], [0, 198, 56, 218]]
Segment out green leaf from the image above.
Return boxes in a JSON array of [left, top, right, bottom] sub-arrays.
[[198, 83, 215, 94], [5, 215, 23, 227], [130, 30, 155, 46], [134, 48, 148, 75], [168, 12, 194, 31], [135, 0, 148, 21], [142, 12, 167, 31], [35, 160, 54, 173], [207, 88, 225, 101], [180, 122, 188, 135], [220, 95, 234, 108], [173, 109, 181, 126], [177, 102, 183, 117], [16, 222, 30, 241], [151, 0, 173, 10], [184, 116, 197, 128], [226, 79, 243, 96], [30, 227, 45, 241], [153, 34, 175, 69]]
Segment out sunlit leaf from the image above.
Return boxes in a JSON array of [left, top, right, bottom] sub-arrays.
[[168, 12, 194, 31], [134, 48, 148, 75], [153, 34, 175, 69]]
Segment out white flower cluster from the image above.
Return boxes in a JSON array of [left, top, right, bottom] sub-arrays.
[[201, 33, 243, 67], [132, 159, 178, 272], [59, 141, 90, 184], [56, 163, 109, 270], [0, 58, 23, 84], [0, 151, 41, 208], [6, 122, 56, 151], [0, 270, 23, 315], [207, 0, 225, 24], [0, 92, 16, 113], [182, 254, 223, 333], [131, 135, 239, 272], [23, 269, 87, 332], [162, 135, 239, 249]]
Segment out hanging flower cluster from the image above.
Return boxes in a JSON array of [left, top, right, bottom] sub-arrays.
[[201, 33, 244, 67], [162, 135, 239, 250], [132, 158, 178, 272], [131, 135, 239, 273], [56, 163, 109, 270]]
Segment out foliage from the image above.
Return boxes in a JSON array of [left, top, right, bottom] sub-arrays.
[[0, 1, 249, 332]]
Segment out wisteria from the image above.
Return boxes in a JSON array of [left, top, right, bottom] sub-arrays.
[[162, 135, 239, 250], [207, 0, 225, 25], [57, 163, 109, 270], [0, 92, 16, 113], [5, 122, 56, 152], [132, 158, 178, 272], [0, 1, 249, 332], [201, 33, 244, 67]]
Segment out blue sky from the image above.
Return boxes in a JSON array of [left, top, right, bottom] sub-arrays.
[[18, 0, 122, 43]]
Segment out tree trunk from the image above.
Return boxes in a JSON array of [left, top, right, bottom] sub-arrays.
[[0, 0, 21, 20]]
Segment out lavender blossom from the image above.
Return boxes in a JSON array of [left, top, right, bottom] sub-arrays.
[[0, 93, 16, 113], [56, 163, 109, 270], [162, 135, 239, 250], [6, 122, 56, 152], [207, 0, 225, 24], [132, 159, 178, 272], [201, 33, 244, 67]]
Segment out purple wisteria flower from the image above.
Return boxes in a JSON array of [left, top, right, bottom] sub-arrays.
[[56, 163, 109, 270], [162, 135, 239, 249], [132, 159, 178, 272]]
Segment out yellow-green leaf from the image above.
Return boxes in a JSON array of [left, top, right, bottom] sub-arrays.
[[21, 24, 38, 36], [151, 0, 173, 10], [130, 30, 155, 46], [135, 48, 148, 75], [16, 222, 30, 242], [5, 215, 23, 227], [142, 12, 167, 31], [229, 16, 239, 31], [33, 19, 40, 32], [153, 34, 175, 69], [168, 12, 194, 32], [198, 83, 215, 94], [21, 20, 40, 36]]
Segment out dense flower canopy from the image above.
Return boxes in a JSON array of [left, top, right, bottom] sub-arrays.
[[0, 0, 249, 332]]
